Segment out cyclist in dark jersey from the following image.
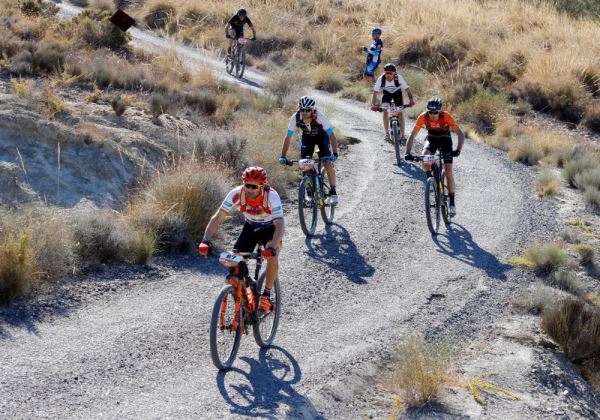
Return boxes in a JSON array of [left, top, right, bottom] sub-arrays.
[[225, 8, 256, 55], [279, 95, 339, 204], [405, 97, 465, 217]]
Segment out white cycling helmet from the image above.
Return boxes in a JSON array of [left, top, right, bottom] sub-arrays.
[[298, 95, 316, 110]]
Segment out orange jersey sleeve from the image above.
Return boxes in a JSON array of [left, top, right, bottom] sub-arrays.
[[414, 113, 427, 131]]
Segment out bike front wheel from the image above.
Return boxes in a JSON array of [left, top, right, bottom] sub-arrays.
[[391, 120, 401, 166], [209, 284, 242, 370], [298, 176, 318, 236], [319, 167, 335, 224], [440, 170, 450, 225], [225, 47, 235, 75], [253, 273, 281, 348], [425, 176, 441, 235], [235, 46, 246, 78]]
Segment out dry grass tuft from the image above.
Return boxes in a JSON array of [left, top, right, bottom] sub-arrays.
[[552, 268, 583, 296], [574, 243, 595, 265], [111, 95, 128, 116], [524, 242, 568, 274], [313, 65, 344, 93], [534, 169, 561, 197], [0, 231, 34, 303], [392, 334, 455, 408], [143, 0, 176, 30], [512, 283, 562, 315]]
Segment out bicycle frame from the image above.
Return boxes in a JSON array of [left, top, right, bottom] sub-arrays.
[[219, 247, 263, 334]]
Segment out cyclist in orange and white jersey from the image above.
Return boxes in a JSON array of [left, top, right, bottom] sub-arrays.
[[198, 166, 284, 314], [405, 97, 465, 217]]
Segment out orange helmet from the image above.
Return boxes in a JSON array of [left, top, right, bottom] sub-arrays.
[[242, 166, 267, 184]]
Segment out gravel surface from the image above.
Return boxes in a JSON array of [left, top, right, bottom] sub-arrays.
[[2, 3, 598, 419]]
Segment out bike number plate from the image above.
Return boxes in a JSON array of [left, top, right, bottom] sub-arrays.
[[422, 155, 436, 162], [238, 37, 247, 45], [388, 106, 400, 113], [299, 159, 316, 171], [219, 252, 244, 267]]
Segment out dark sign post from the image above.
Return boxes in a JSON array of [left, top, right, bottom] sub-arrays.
[[109, 9, 136, 32]]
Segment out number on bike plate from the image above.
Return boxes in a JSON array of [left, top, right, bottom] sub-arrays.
[[238, 38, 248, 45], [219, 252, 244, 267], [388, 106, 400, 113], [299, 159, 315, 171], [423, 155, 436, 162]]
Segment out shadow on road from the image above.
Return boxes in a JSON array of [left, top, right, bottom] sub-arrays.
[[304, 223, 375, 284], [432, 223, 512, 281], [216, 346, 323, 419]]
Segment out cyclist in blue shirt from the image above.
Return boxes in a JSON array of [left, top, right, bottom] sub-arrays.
[[363, 28, 384, 84]]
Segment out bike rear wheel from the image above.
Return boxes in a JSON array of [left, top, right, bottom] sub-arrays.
[[425, 176, 441, 235], [209, 284, 242, 370], [225, 45, 235, 75], [319, 167, 335, 224], [391, 120, 401, 166], [441, 170, 450, 225], [253, 273, 281, 347], [298, 176, 318, 237], [235, 46, 246, 78]]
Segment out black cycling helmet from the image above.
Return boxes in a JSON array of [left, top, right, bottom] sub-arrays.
[[426, 97, 443, 111], [237, 8, 247, 17], [371, 27, 382, 36], [383, 63, 396, 72]]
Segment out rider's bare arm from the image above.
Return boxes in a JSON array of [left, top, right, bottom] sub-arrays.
[[406, 87, 414, 102], [203, 210, 227, 241], [405, 125, 421, 155], [452, 126, 465, 152], [371, 91, 379, 107], [281, 135, 292, 157], [266, 218, 284, 250]]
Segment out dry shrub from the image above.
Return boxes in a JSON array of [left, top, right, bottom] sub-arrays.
[[512, 283, 562, 315], [313, 65, 344, 93], [0, 231, 34, 303], [184, 90, 217, 115], [582, 105, 600, 133], [191, 67, 217, 89], [584, 188, 600, 209], [32, 40, 65, 74], [193, 131, 248, 172], [534, 169, 560, 197], [249, 36, 294, 59], [132, 160, 231, 241], [511, 80, 586, 124], [19, 0, 59, 17], [574, 244, 595, 265], [542, 298, 600, 363], [150, 94, 168, 118], [506, 128, 572, 166], [111, 95, 128, 116], [266, 64, 309, 106], [579, 66, 600, 97], [70, 0, 89, 6], [524, 242, 568, 274], [144, 0, 176, 29], [73, 210, 135, 264], [454, 89, 508, 134], [72, 10, 131, 49], [563, 154, 600, 187], [393, 334, 455, 408], [88, 0, 115, 12], [127, 208, 188, 253], [552, 269, 583, 296], [339, 83, 371, 102], [129, 229, 157, 264]]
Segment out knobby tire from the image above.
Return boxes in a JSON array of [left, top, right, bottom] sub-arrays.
[[298, 176, 318, 237], [209, 284, 242, 371], [391, 120, 401, 166], [253, 273, 281, 347], [319, 167, 335, 224], [425, 176, 441, 235]]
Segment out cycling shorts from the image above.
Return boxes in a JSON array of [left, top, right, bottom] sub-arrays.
[[423, 135, 453, 164], [233, 223, 276, 253], [364, 60, 379, 77], [382, 90, 404, 107], [300, 132, 332, 159]]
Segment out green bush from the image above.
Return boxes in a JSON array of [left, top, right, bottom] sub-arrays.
[[73, 211, 135, 264], [575, 244, 595, 265], [455, 89, 509, 134], [552, 269, 583, 296], [525, 242, 567, 274], [562, 155, 598, 187], [584, 187, 600, 208]]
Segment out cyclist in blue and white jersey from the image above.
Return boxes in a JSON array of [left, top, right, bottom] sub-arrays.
[[279, 95, 339, 204]]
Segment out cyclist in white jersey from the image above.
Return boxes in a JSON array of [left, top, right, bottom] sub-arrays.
[[370, 63, 415, 143], [198, 166, 284, 314]]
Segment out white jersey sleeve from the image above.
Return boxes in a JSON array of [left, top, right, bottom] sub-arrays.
[[397, 74, 409, 89], [219, 186, 242, 214], [314, 110, 334, 134], [373, 75, 384, 92], [268, 190, 284, 220], [286, 113, 298, 137]]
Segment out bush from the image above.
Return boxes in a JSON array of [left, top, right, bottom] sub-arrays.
[[508, 136, 545, 165], [19, 1, 59, 17], [194, 132, 248, 172], [73, 211, 135, 264], [0, 232, 34, 303], [511, 81, 586, 124], [562, 155, 598, 187], [70, 0, 90, 6], [542, 298, 600, 363], [111, 95, 127, 116], [512, 284, 562, 315], [584, 187, 600, 208], [132, 160, 230, 240], [144, 0, 176, 29], [582, 105, 600, 133], [74, 11, 130, 49], [575, 244, 595, 265], [392, 334, 455, 408], [130, 228, 156, 264], [525, 242, 568, 274], [32, 41, 65, 74], [313, 65, 344, 93], [128, 209, 188, 253], [454, 89, 508, 135], [534, 169, 561, 197], [552, 269, 583, 296], [184, 90, 217, 115], [574, 167, 600, 190], [150, 94, 168, 118]]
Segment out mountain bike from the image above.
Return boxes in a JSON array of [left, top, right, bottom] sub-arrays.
[[286, 158, 335, 237], [209, 245, 281, 370], [225, 37, 252, 79], [373, 102, 408, 166], [414, 152, 450, 235]]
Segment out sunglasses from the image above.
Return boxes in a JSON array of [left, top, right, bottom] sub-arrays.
[[427, 111, 440, 115], [300, 108, 312, 113], [244, 183, 261, 190], [385, 71, 394, 75]]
